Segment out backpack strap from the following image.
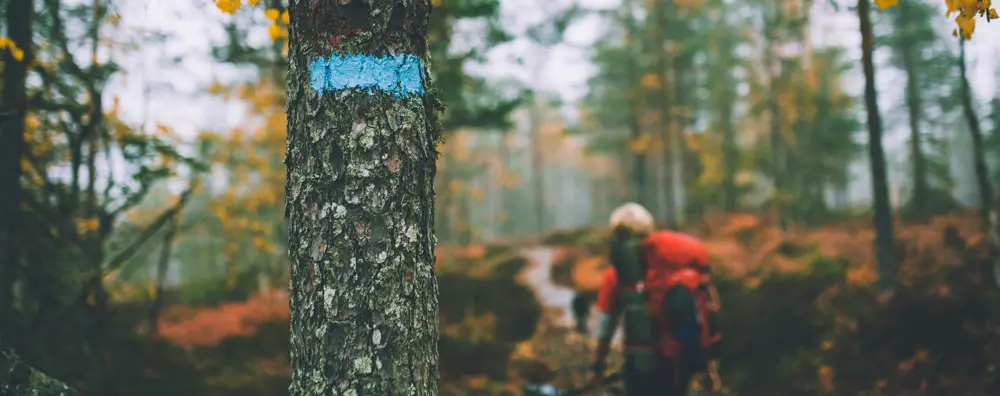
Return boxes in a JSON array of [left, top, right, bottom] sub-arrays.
[[609, 234, 645, 286]]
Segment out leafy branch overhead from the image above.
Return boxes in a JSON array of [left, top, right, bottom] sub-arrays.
[[875, 0, 998, 38]]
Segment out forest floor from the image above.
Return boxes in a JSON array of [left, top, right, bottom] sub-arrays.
[[145, 211, 996, 396]]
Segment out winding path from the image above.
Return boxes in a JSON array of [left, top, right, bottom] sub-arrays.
[[520, 246, 576, 327]]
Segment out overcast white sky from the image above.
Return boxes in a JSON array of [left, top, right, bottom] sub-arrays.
[[111, 0, 998, 134], [107, 0, 1000, 204]]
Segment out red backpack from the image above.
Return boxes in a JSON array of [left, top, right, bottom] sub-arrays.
[[639, 231, 718, 358]]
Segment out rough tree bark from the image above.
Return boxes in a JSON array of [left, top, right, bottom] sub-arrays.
[[859, 0, 897, 294], [285, 0, 441, 394], [0, 0, 33, 331]]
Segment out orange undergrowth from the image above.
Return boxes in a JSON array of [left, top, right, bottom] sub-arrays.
[[158, 288, 290, 349], [559, 212, 989, 290]]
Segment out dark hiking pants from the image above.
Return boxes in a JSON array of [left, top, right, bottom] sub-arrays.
[[571, 292, 592, 335], [623, 355, 700, 396]]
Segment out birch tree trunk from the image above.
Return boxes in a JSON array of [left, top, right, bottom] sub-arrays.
[[285, 0, 441, 394]]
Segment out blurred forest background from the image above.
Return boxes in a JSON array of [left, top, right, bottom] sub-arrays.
[[1, 0, 1000, 394]]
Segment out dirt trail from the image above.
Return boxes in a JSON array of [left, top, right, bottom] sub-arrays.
[[521, 247, 576, 327], [518, 246, 625, 394]]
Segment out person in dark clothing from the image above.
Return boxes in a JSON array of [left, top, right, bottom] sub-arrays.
[[571, 291, 594, 335], [589, 203, 722, 396]]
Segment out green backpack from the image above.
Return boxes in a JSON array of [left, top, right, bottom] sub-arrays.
[[609, 234, 659, 374]]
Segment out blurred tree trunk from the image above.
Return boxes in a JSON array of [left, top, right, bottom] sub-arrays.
[[858, 0, 896, 294], [148, 215, 178, 336], [529, 102, 547, 236], [720, 93, 738, 212], [957, 38, 999, 286], [500, 138, 515, 236], [437, 169, 453, 243], [285, 0, 440, 394], [0, 0, 32, 333], [498, 134, 513, 236], [763, 4, 788, 230], [458, 192, 472, 245], [655, 0, 679, 230], [622, 0, 649, 209], [898, 0, 929, 216]]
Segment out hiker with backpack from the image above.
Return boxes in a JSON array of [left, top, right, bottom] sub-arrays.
[[589, 203, 722, 396]]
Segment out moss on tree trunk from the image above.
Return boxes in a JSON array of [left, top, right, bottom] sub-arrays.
[[285, 0, 441, 394]]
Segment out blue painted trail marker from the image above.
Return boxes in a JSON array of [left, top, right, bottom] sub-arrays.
[[309, 54, 425, 97]]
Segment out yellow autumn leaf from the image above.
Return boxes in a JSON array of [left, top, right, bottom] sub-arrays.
[[629, 134, 653, 154], [640, 73, 661, 90], [268, 24, 286, 41], [264, 8, 280, 21], [76, 217, 100, 235], [874, 0, 898, 10], [955, 15, 975, 39]]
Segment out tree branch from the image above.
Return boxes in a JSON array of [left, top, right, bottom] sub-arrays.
[[0, 347, 76, 395], [102, 182, 197, 274]]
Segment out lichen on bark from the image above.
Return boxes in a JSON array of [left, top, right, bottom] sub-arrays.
[[285, 0, 442, 395]]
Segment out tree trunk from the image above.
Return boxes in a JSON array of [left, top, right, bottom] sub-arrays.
[[497, 134, 513, 236], [285, 0, 440, 394], [958, 38, 1000, 286], [500, 139, 516, 236], [657, 5, 679, 230], [437, 168, 453, 243], [859, 0, 896, 294], [669, 60, 689, 227], [0, 0, 33, 333], [622, 0, 648, 209], [899, 1, 929, 216], [528, 102, 547, 236], [720, 96, 738, 212], [458, 191, 471, 245], [148, 216, 178, 336], [763, 6, 788, 230]]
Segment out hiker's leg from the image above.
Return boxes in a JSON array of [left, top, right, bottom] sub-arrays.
[[622, 356, 660, 396], [672, 355, 704, 396], [657, 357, 683, 396]]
